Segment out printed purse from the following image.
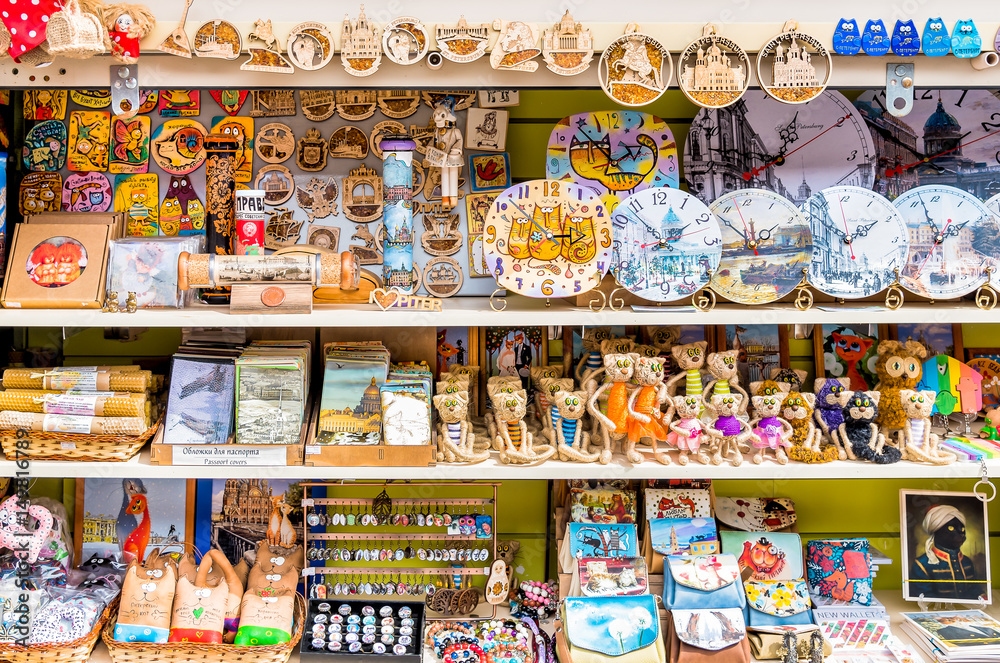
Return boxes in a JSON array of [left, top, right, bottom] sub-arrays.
[[579, 557, 649, 597], [667, 608, 751, 663], [720, 531, 803, 581], [644, 488, 712, 521], [806, 539, 873, 606], [662, 554, 746, 611], [570, 488, 637, 524], [650, 518, 720, 556], [559, 595, 664, 663], [743, 579, 815, 630], [714, 497, 796, 532], [559, 523, 639, 596]]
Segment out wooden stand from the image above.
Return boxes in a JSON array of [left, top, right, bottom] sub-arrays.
[[229, 283, 313, 314]]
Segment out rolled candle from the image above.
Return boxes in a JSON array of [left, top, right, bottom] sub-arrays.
[[1, 368, 153, 392], [177, 252, 359, 291], [0, 411, 148, 435], [0, 389, 148, 418]]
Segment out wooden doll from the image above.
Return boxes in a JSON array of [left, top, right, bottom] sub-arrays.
[[625, 355, 671, 463], [749, 393, 793, 465], [426, 99, 463, 208], [586, 352, 638, 464]]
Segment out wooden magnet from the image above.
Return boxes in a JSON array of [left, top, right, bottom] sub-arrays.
[[248, 90, 296, 117], [376, 90, 421, 119], [329, 126, 369, 159], [158, 0, 194, 57], [307, 225, 340, 251], [370, 120, 404, 159], [423, 256, 463, 297], [420, 211, 462, 256], [68, 111, 111, 172], [296, 177, 338, 222], [478, 89, 519, 107], [109, 115, 150, 173], [678, 24, 750, 109], [421, 90, 476, 111], [383, 16, 429, 65], [287, 21, 334, 70], [541, 11, 593, 75], [210, 89, 248, 115], [435, 16, 489, 63], [160, 174, 204, 235], [340, 6, 382, 77], [150, 118, 207, 175], [299, 90, 337, 121], [348, 223, 383, 265], [336, 90, 377, 121], [297, 128, 329, 172], [158, 90, 200, 117], [63, 172, 113, 212], [255, 164, 295, 205], [194, 19, 242, 59], [210, 116, 253, 182], [242, 19, 294, 73], [343, 165, 383, 223], [264, 206, 304, 249], [599, 23, 672, 106], [465, 108, 508, 151], [137, 90, 158, 114], [255, 122, 294, 163], [756, 20, 831, 105], [24, 90, 67, 120], [20, 173, 63, 215], [113, 173, 159, 236], [468, 153, 510, 192], [71, 90, 112, 109], [490, 19, 540, 72], [23, 120, 67, 172]]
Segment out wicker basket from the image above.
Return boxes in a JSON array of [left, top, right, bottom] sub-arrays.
[[102, 594, 305, 663], [45, 0, 106, 58], [0, 596, 118, 663], [0, 417, 161, 461]]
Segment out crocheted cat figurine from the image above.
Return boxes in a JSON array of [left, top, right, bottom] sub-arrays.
[[658, 393, 708, 466], [625, 355, 670, 463], [552, 389, 600, 463], [873, 340, 927, 432], [492, 390, 555, 464], [665, 341, 708, 398], [813, 378, 852, 459], [575, 327, 613, 384], [433, 392, 491, 464], [784, 392, 839, 463], [539, 377, 574, 440], [897, 389, 957, 465], [0, 495, 53, 564], [706, 393, 748, 465], [586, 352, 638, 465], [703, 350, 749, 418], [486, 376, 524, 448], [770, 367, 808, 393], [750, 394, 792, 465], [839, 391, 901, 464], [530, 366, 565, 424]]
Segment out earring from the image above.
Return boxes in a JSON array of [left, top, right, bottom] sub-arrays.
[[809, 631, 824, 663], [779, 631, 798, 663]]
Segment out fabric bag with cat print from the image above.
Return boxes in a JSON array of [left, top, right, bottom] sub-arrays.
[[169, 550, 230, 643], [234, 541, 301, 645], [114, 548, 177, 643]]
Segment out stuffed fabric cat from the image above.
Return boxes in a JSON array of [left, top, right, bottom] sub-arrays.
[[115, 548, 177, 643]]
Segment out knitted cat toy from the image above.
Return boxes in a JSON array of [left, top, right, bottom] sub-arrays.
[[702, 350, 749, 418], [658, 393, 708, 465], [749, 394, 792, 464], [770, 367, 808, 393], [625, 355, 671, 463], [551, 389, 600, 463], [897, 389, 957, 465], [433, 392, 491, 464], [813, 377, 852, 459], [705, 393, 748, 465], [491, 390, 555, 464], [665, 341, 708, 402], [538, 377, 574, 441], [486, 376, 524, 449], [530, 366, 565, 425], [873, 340, 927, 433], [574, 327, 613, 385], [839, 391, 901, 464], [586, 352, 638, 464], [783, 391, 839, 463]]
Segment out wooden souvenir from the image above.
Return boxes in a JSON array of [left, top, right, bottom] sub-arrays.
[[370, 289, 440, 311], [412, 162, 426, 197], [328, 92, 374, 124], [421, 90, 476, 111], [255, 164, 295, 205], [286, 21, 334, 70], [599, 23, 672, 107], [211, 116, 252, 183], [466, 192, 496, 278], [157, 0, 193, 57], [541, 11, 593, 76], [23, 120, 67, 172], [420, 211, 462, 256], [248, 89, 296, 117], [436, 16, 489, 63], [19, 173, 63, 215], [242, 19, 294, 73], [478, 90, 519, 107], [158, 90, 200, 117], [46, 0, 107, 59], [343, 165, 384, 223], [465, 108, 508, 151], [109, 115, 150, 173], [137, 90, 158, 114], [202, 133, 238, 302], [114, 173, 159, 236], [423, 168, 467, 205], [756, 21, 831, 105], [23, 90, 67, 120], [296, 176, 338, 222], [678, 24, 750, 109], [264, 207, 303, 249], [68, 111, 111, 172], [348, 223, 383, 265], [340, 6, 382, 77], [194, 19, 242, 59], [376, 90, 420, 119], [371, 121, 405, 159], [299, 90, 336, 121], [382, 16, 429, 65], [297, 127, 328, 172], [210, 89, 248, 115], [103, 2, 156, 64], [469, 153, 510, 192], [160, 174, 205, 235], [150, 118, 207, 175], [490, 19, 540, 72], [423, 257, 463, 297], [255, 123, 294, 163], [63, 172, 113, 212], [308, 226, 340, 250], [71, 90, 112, 108], [329, 126, 369, 159], [425, 100, 463, 208]]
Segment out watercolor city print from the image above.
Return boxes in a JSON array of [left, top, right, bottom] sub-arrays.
[[79, 478, 189, 561]]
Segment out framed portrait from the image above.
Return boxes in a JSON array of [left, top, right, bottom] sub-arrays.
[[717, 325, 789, 387], [890, 324, 964, 359], [813, 324, 886, 391], [899, 490, 991, 604], [966, 349, 1000, 410], [482, 326, 548, 392]]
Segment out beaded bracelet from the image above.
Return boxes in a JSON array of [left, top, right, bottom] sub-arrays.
[[443, 642, 486, 663], [518, 616, 543, 663], [486, 641, 530, 663], [428, 621, 475, 647]]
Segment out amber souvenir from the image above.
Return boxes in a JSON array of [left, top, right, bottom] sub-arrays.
[[248, 90, 296, 117], [308, 226, 340, 250], [490, 19, 541, 72], [23, 121, 68, 172], [541, 11, 593, 75], [376, 90, 421, 119], [298, 90, 336, 122], [242, 19, 294, 73], [194, 19, 242, 59], [160, 174, 205, 235], [254, 123, 294, 163], [159, 90, 200, 117], [150, 118, 207, 175], [599, 23, 672, 106], [383, 16, 429, 65], [255, 165, 294, 205], [678, 24, 751, 109], [63, 172, 113, 212], [20, 173, 62, 215], [329, 126, 369, 159], [371, 120, 405, 159], [297, 127, 328, 172], [423, 257, 463, 297], [114, 173, 159, 236], [335, 90, 377, 121], [264, 207, 304, 249], [469, 153, 510, 192], [343, 165, 384, 223], [109, 115, 150, 174], [296, 176, 339, 222], [465, 108, 508, 151], [348, 223, 383, 265], [24, 90, 67, 120], [436, 16, 489, 63], [71, 90, 112, 108], [756, 20, 831, 105], [287, 21, 334, 70], [211, 116, 253, 182], [421, 90, 477, 111], [68, 111, 111, 172], [210, 89, 248, 115], [420, 211, 462, 256], [158, 0, 194, 57], [340, 6, 382, 77]]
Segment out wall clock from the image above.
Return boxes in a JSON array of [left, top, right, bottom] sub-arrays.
[[546, 111, 678, 212], [708, 188, 812, 304], [483, 180, 612, 298], [684, 90, 875, 204], [979, 193, 1000, 291], [802, 186, 908, 298], [894, 185, 992, 298], [610, 187, 721, 302]]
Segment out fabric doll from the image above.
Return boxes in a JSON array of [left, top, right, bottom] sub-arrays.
[[665, 341, 708, 398], [705, 393, 748, 465], [103, 3, 155, 64], [625, 355, 671, 463], [784, 392, 839, 463], [839, 391, 901, 464], [433, 392, 490, 464], [813, 377, 853, 459], [574, 327, 613, 385], [702, 350, 749, 418], [551, 390, 600, 463], [659, 393, 708, 465], [491, 390, 555, 464]]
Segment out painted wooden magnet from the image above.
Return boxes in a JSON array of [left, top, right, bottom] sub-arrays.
[[599, 23, 672, 106], [23, 121, 67, 172], [24, 90, 67, 120], [242, 19, 294, 73], [157, 0, 193, 57], [150, 118, 207, 175], [336, 90, 377, 121], [71, 90, 112, 108], [490, 19, 540, 72], [377, 90, 421, 119], [159, 90, 200, 117], [677, 24, 750, 109], [160, 174, 204, 235], [541, 10, 592, 76], [211, 116, 253, 182], [862, 20, 890, 56], [255, 123, 294, 163], [20, 173, 62, 215], [63, 172, 112, 212], [435, 16, 489, 63], [832, 19, 862, 55], [210, 90, 248, 115], [341, 6, 382, 77], [891, 20, 920, 57], [67, 111, 110, 172], [114, 173, 159, 236], [468, 153, 510, 192], [255, 164, 295, 205], [478, 90, 519, 108], [194, 19, 242, 59], [287, 21, 334, 71], [423, 257, 463, 297], [297, 127, 328, 172], [329, 126, 369, 159], [383, 16, 429, 65], [343, 165, 384, 223], [465, 108, 508, 151], [952, 20, 982, 58], [296, 176, 339, 222], [109, 115, 150, 173], [756, 20, 831, 104], [923, 19, 950, 56], [300, 90, 337, 121]]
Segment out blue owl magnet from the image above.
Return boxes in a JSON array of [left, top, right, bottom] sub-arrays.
[[891, 20, 920, 56], [922, 18, 950, 56], [833, 18, 862, 55], [862, 20, 891, 56], [951, 19, 982, 58]]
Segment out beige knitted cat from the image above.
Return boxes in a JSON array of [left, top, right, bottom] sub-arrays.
[[491, 390, 554, 464], [433, 392, 490, 463]]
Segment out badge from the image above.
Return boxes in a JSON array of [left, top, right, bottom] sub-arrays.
[[296, 127, 328, 172]]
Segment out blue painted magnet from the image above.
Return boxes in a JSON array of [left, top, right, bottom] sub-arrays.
[[891, 20, 920, 56], [922, 18, 950, 56], [862, 19, 891, 56], [832, 18, 862, 55], [951, 19, 982, 58]]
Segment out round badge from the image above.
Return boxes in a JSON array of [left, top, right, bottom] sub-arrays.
[[287, 21, 335, 70], [151, 119, 207, 175], [756, 20, 832, 105], [599, 23, 672, 107], [255, 164, 295, 205], [398, 607, 412, 618], [383, 16, 430, 65], [423, 257, 464, 297], [677, 24, 751, 109]]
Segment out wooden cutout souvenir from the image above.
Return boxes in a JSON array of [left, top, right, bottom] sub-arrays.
[[255, 165, 294, 205], [490, 19, 540, 72], [541, 11, 593, 76], [469, 153, 510, 192], [465, 108, 508, 151], [340, 7, 382, 77], [114, 173, 159, 236], [248, 90, 296, 117], [20, 173, 62, 215], [411, 162, 426, 197], [109, 115, 150, 173], [158, 90, 200, 117], [678, 24, 750, 109], [67, 111, 111, 172], [425, 99, 464, 208], [210, 90, 248, 115], [299, 90, 336, 121], [329, 126, 369, 159], [104, 3, 156, 64], [420, 211, 462, 256], [599, 23, 672, 107], [255, 123, 294, 163], [349, 223, 383, 265], [63, 172, 113, 212], [137, 90, 158, 114], [150, 118, 207, 175], [160, 174, 205, 235], [423, 257, 463, 297], [211, 116, 253, 183], [343, 165, 384, 223], [435, 16, 489, 63], [307, 226, 340, 250], [157, 0, 193, 57], [334, 90, 377, 121], [468, 234, 489, 277], [286, 21, 334, 70], [421, 90, 476, 112], [478, 90, 519, 107], [23, 121, 67, 172], [296, 128, 328, 172], [24, 90, 67, 120], [383, 16, 429, 65], [264, 207, 303, 249], [71, 90, 112, 109], [756, 21, 831, 105], [371, 121, 405, 159], [242, 19, 294, 73], [194, 19, 242, 59], [376, 90, 420, 119]]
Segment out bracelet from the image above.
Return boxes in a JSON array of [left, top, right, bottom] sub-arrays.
[[486, 641, 529, 663], [519, 616, 543, 663], [428, 621, 474, 647], [443, 642, 486, 663]]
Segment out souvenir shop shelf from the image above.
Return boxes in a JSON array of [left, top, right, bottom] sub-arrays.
[[148, 409, 308, 466]]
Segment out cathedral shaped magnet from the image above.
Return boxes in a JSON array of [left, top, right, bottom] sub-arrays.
[[677, 24, 750, 109], [341, 7, 382, 77]]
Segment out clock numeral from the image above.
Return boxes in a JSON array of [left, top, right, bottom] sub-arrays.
[[704, 236, 721, 246], [721, 205, 733, 214], [543, 181, 560, 197], [847, 150, 858, 162], [652, 190, 669, 206], [981, 113, 1000, 132], [540, 280, 554, 296], [930, 195, 940, 203], [956, 90, 969, 107], [518, 185, 529, 199], [573, 280, 582, 293], [486, 226, 496, 243], [680, 196, 689, 210], [920, 90, 934, 100], [694, 212, 712, 225], [629, 198, 644, 213], [515, 277, 523, 289], [599, 228, 611, 248]]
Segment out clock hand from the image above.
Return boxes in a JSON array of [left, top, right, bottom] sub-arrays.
[[732, 198, 758, 256], [917, 194, 941, 236], [510, 202, 564, 241], [756, 224, 779, 242], [854, 220, 879, 238], [837, 195, 856, 260], [721, 218, 748, 240], [885, 129, 997, 177], [914, 218, 952, 277], [639, 228, 709, 248], [743, 115, 848, 181]]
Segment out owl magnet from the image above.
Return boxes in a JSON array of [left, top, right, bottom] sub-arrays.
[[862, 19, 890, 56], [114, 173, 160, 236], [68, 111, 111, 172], [951, 20, 982, 58], [23, 121, 67, 172], [160, 175, 205, 236], [150, 119, 208, 175], [212, 116, 253, 183], [891, 20, 920, 57], [922, 19, 950, 56], [109, 116, 150, 174], [832, 19, 862, 55], [62, 173, 113, 213]]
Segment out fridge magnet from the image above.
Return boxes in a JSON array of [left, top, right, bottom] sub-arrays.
[[137, 89, 159, 114], [67, 110, 111, 172], [951, 20, 982, 58], [114, 173, 159, 235], [334, 90, 377, 121], [436, 16, 489, 63], [465, 108, 508, 151], [371, 120, 405, 159], [23, 120, 67, 172], [343, 164, 383, 223], [382, 16, 429, 66], [158, 89, 200, 117], [541, 10, 593, 76], [296, 127, 328, 172], [160, 174, 204, 235], [71, 89, 112, 109], [150, 118, 207, 175], [469, 153, 510, 192], [209, 89, 248, 115], [248, 89, 296, 117], [286, 21, 334, 70], [677, 24, 750, 109], [922, 19, 950, 56], [348, 223, 382, 264], [307, 226, 339, 250], [421, 90, 477, 111], [297, 90, 335, 121], [254, 164, 294, 205], [242, 19, 293, 73], [891, 20, 921, 57], [211, 116, 253, 183], [263, 207, 303, 249], [861, 20, 890, 56], [329, 126, 369, 159], [376, 89, 421, 119], [157, 0, 193, 57], [420, 211, 462, 255], [19, 173, 62, 215], [423, 257, 463, 297], [340, 6, 382, 77], [757, 21, 831, 104], [254, 122, 294, 163], [63, 172, 113, 212], [599, 23, 672, 106], [23, 90, 67, 120], [478, 89, 520, 107], [104, 2, 156, 64], [832, 19, 862, 55], [490, 19, 540, 72]]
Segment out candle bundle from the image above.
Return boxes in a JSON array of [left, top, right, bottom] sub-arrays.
[[0, 389, 149, 419], [1, 367, 154, 392], [0, 411, 148, 435]]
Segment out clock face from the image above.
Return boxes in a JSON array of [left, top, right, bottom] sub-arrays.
[[978, 193, 1000, 288], [483, 180, 612, 298], [895, 185, 991, 298], [802, 186, 909, 298], [546, 111, 679, 212], [708, 189, 813, 304], [610, 188, 722, 302], [684, 90, 875, 204], [855, 89, 1000, 199]]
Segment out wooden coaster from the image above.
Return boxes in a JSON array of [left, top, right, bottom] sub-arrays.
[[255, 164, 295, 205]]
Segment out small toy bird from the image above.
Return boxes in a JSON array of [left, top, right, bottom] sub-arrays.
[[122, 493, 151, 563], [832, 19, 862, 55], [862, 19, 890, 56]]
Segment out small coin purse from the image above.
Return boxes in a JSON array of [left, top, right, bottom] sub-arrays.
[[720, 531, 804, 582], [743, 579, 814, 629], [662, 554, 746, 611], [570, 487, 637, 524], [806, 539, 873, 606], [668, 607, 750, 663], [578, 557, 649, 597], [714, 497, 796, 532], [559, 595, 664, 663], [644, 488, 712, 521]]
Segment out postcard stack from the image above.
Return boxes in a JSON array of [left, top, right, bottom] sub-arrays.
[[235, 341, 311, 444], [380, 361, 433, 446], [901, 611, 1000, 663], [317, 342, 390, 445]]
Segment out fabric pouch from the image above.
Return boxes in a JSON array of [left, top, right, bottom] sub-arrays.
[[650, 518, 719, 556], [743, 579, 814, 629], [663, 554, 745, 611], [204, 549, 244, 639], [579, 557, 649, 597], [720, 531, 804, 581], [168, 551, 229, 643], [715, 497, 796, 532], [114, 548, 177, 643], [644, 488, 712, 521], [667, 608, 751, 663], [559, 595, 664, 663], [570, 488, 637, 524], [805, 539, 873, 606]]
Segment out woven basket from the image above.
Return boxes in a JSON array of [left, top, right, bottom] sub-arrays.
[[0, 416, 160, 461], [0, 596, 118, 663], [102, 594, 305, 663], [45, 0, 106, 58]]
